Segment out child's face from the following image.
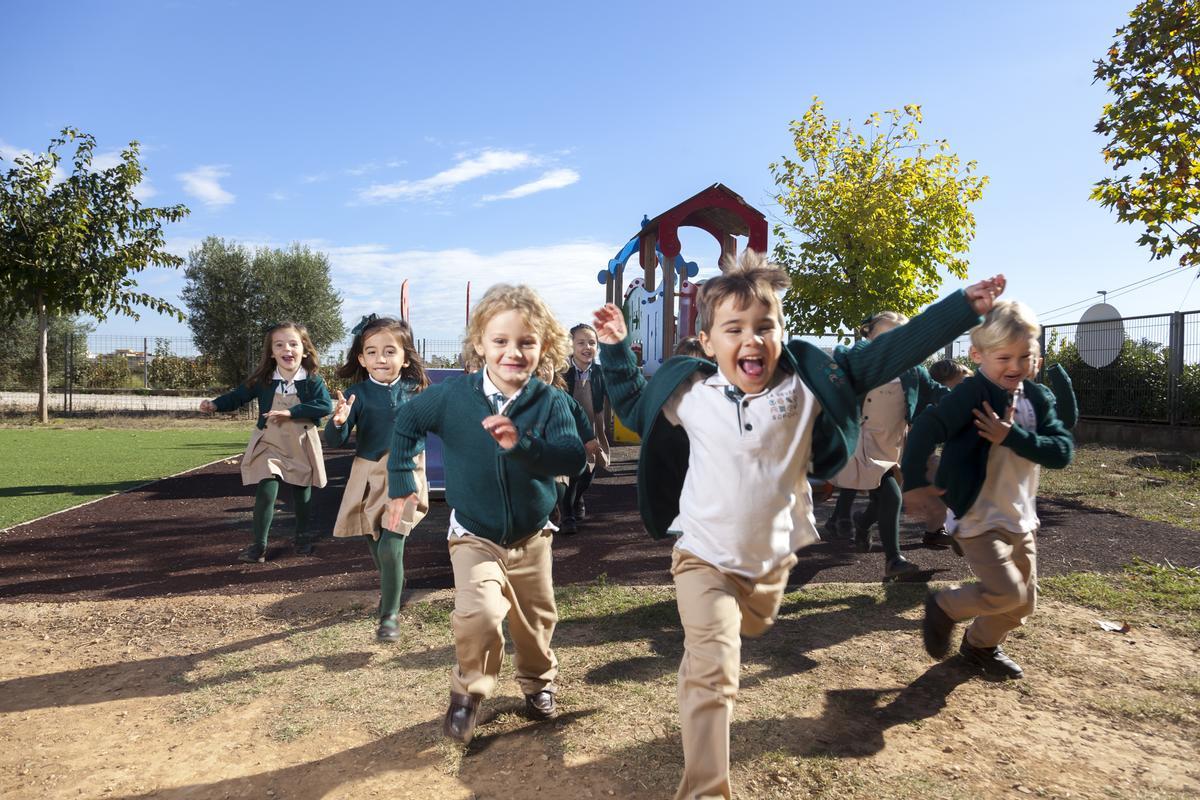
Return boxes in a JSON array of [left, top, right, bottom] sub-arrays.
[[572, 328, 597, 366], [271, 328, 304, 378], [971, 336, 1037, 393], [699, 297, 783, 395], [358, 329, 407, 383], [474, 309, 542, 396]]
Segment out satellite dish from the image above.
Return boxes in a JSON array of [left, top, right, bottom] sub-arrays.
[[1076, 303, 1124, 368]]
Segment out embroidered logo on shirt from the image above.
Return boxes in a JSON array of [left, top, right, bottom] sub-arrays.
[[768, 390, 801, 421]]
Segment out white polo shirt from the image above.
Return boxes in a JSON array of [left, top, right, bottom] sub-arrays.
[[663, 367, 821, 578], [957, 386, 1041, 539]]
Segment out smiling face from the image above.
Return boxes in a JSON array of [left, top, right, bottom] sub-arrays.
[[699, 296, 784, 395], [971, 335, 1037, 393], [474, 308, 543, 396], [572, 327, 597, 367], [271, 327, 305, 379], [357, 328, 407, 384]]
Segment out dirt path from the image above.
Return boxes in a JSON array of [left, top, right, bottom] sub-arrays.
[[1, 589, 1195, 800], [2, 447, 1198, 602]]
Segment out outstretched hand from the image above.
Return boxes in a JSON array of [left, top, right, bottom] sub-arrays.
[[593, 304, 628, 345], [964, 274, 1006, 315], [198, 399, 216, 413], [332, 390, 356, 426], [482, 414, 519, 449]]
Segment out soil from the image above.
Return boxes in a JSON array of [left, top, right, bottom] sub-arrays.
[[2, 446, 1198, 602]]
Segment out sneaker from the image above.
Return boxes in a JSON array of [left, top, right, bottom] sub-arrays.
[[237, 544, 266, 563], [376, 614, 400, 643], [922, 592, 955, 659], [959, 635, 1024, 679], [884, 555, 921, 580], [923, 528, 953, 548]]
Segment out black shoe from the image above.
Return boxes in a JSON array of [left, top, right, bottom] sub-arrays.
[[376, 614, 400, 643], [923, 528, 953, 548], [525, 690, 556, 720], [560, 517, 577, 535], [884, 555, 921, 580], [823, 516, 853, 540], [294, 539, 315, 556], [443, 691, 481, 744], [237, 545, 266, 563], [922, 592, 955, 659], [959, 636, 1024, 680], [573, 500, 586, 520]]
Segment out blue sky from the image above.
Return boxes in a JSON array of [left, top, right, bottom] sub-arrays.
[[4, 0, 1196, 345]]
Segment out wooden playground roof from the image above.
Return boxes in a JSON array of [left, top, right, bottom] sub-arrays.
[[638, 182, 767, 245]]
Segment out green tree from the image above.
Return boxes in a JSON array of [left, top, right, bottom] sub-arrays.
[[0, 128, 188, 421], [182, 237, 345, 385], [769, 99, 988, 340], [0, 314, 92, 391], [1092, 0, 1200, 266]]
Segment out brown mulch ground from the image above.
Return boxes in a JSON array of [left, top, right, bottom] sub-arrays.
[[2, 445, 1198, 602]]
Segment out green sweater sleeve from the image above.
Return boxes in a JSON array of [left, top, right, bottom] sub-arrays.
[[1046, 364, 1077, 430], [289, 376, 334, 421], [212, 382, 256, 413], [598, 337, 652, 434], [900, 382, 981, 490], [917, 366, 951, 411], [387, 382, 443, 498], [322, 385, 359, 448], [1001, 384, 1074, 468], [839, 290, 981, 395], [502, 391, 587, 477]]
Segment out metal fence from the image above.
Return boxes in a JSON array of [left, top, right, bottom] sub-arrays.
[[0, 332, 470, 417], [941, 310, 1200, 427]]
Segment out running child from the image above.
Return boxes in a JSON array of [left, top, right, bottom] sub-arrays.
[[386, 284, 585, 745], [200, 322, 333, 562], [594, 250, 1005, 799], [326, 315, 431, 642], [559, 323, 609, 533]]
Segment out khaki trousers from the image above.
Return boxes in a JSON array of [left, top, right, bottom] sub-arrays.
[[938, 528, 1037, 648], [448, 531, 558, 698], [671, 548, 798, 800]]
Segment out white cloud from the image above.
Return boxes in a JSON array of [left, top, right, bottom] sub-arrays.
[[268, 190, 288, 201], [178, 165, 234, 207], [358, 149, 537, 203], [327, 240, 617, 341], [482, 168, 580, 202]]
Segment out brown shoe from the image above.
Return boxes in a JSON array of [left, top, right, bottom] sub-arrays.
[[442, 691, 481, 744], [525, 690, 556, 720]]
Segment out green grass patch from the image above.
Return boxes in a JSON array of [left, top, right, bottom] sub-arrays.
[[0, 426, 246, 528], [1040, 444, 1200, 529], [1042, 558, 1200, 638]]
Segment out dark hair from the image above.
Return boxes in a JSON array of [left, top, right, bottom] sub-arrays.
[[336, 317, 430, 390], [247, 322, 320, 389], [859, 311, 908, 340], [570, 323, 597, 338], [697, 249, 788, 334], [929, 359, 971, 385], [674, 336, 708, 359]]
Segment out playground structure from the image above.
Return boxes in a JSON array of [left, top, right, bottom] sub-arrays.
[[598, 183, 768, 374]]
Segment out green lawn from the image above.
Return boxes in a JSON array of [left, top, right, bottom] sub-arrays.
[[0, 427, 246, 529]]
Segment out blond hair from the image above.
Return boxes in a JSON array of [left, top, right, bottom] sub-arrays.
[[860, 310, 909, 339], [697, 249, 788, 333], [970, 300, 1040, 352], [462, 284, 570, 384]]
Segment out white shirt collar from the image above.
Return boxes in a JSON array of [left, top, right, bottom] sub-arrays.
[[369, 374, 403, 387], [482, 368, 527, 402], [272, 365, 308, 383], [572, 358, 593, 375]]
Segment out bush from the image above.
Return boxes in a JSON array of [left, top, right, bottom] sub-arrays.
[[1046, 334, 1170, 421]]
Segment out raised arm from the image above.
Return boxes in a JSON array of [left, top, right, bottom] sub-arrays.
[[387, 383, 441, 499], [594, 303, 653, 433], [210, 382, 256, 413], [323, 388, 359, 448]]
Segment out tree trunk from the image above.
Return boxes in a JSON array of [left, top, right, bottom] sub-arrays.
[[37, 292, 48, 424]]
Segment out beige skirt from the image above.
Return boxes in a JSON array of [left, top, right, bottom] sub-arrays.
[[334, 451, 428, 539], [239, 393, 328, 488]]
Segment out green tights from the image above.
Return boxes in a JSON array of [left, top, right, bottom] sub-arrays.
[[366, 529, 407, 618], [252, 478, 312, 549]]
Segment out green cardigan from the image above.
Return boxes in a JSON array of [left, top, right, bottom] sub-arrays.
[[387, 372, 586, 546], [1045, 363, 1077, 430], [897, 365, 950, 421], [600, 289, 983, 539], [324, 378, 420, 460], [900, 371, 1074, 518], [213, 374, 333, 429]]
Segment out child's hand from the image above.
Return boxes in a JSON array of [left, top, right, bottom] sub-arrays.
[[385, 495, 417, 531], [974, 401, 1015, 444], [263, 408, 293, 424], [585, 438, 601, 458], [482, 414, 519, 449], [332, 390, 355, 426], [198, 399, 216, 413], [964, 274, 1007, 315], [593, 304, 628, 344], [903, 485, 947, 530]]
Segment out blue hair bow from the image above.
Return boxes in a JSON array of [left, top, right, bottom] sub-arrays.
[[351, 313, 379, 337]]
